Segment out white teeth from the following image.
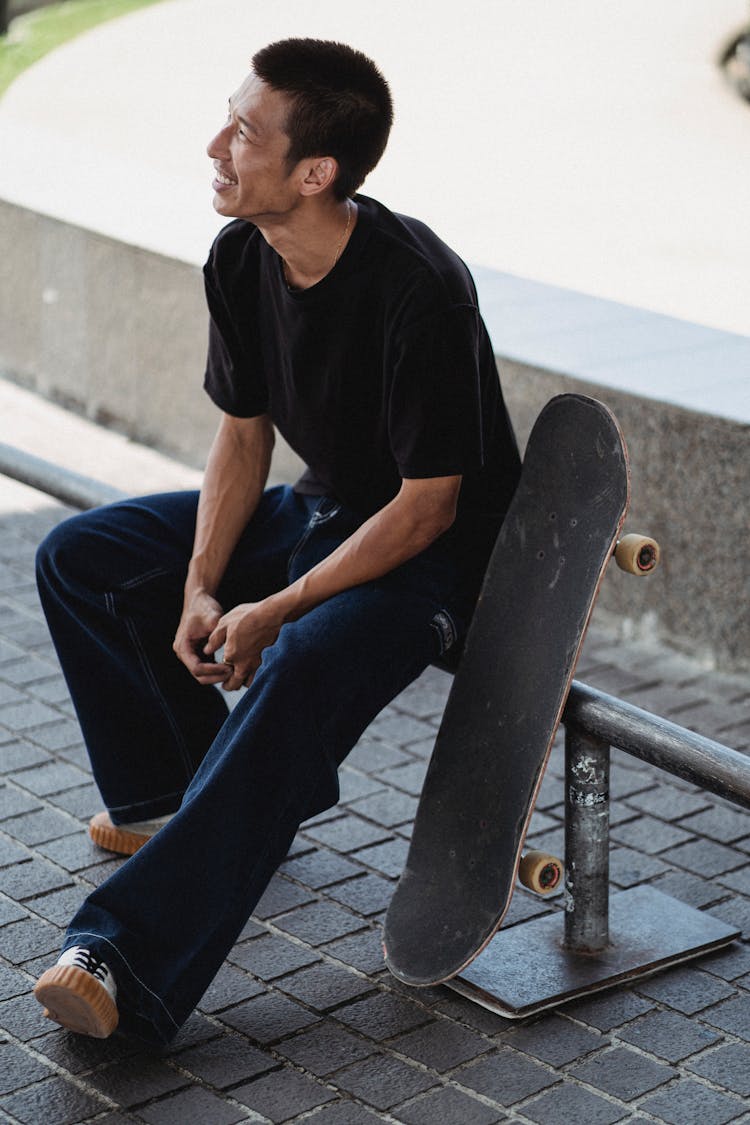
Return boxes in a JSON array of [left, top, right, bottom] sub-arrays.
[[215, 170, 236, 185]]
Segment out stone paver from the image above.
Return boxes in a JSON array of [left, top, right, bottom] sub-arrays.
[[0, 472, 749, 1124]]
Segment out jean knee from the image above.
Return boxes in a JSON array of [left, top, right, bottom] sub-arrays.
[[36, 511, 96, 591], [261, 618, 323, 687]]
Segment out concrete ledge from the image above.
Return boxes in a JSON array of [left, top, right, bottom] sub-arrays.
[[474, 267, 750, 427], [1, 198, 747, 671], [474, 268, 749, 673], [0, 200, 212, 461], [0, 199, 305, 483]]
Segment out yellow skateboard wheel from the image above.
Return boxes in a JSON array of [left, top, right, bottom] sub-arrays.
[[518, 849, 563, 895], [615, 533, 660, 575]]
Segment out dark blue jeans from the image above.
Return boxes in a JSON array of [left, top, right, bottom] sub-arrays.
[[36, 486, 471, 1044]]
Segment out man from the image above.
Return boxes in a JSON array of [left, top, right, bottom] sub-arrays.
[[33, 38, 520, 1043]]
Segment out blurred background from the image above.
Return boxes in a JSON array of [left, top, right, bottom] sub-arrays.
[[1, 0, 749, 332]]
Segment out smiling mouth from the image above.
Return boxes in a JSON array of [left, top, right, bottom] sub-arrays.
[[213, 168, 237, 186]]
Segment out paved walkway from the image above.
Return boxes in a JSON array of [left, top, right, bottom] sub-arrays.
[[0, 433, 749, 1122]]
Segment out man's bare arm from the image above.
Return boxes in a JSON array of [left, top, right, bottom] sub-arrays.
[[173, 412, 274, 682], [205, 474, 461, 690]]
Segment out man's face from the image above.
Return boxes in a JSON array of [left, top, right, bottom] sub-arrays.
[[206, 74, 299, 221]]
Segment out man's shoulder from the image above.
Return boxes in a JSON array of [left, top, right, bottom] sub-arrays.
[[359, 196, 477, 308], [203, 220, 265, 309], [207, 219, 261, 268]]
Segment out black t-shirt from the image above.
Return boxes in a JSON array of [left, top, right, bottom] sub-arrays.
[[203, 195, 520, 531]]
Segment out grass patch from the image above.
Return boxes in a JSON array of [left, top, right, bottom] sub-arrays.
[[0, 0, 163, 99]]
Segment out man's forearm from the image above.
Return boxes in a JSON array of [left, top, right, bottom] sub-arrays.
[[186, 413, 274, 597], [270, 475, 461, 624]]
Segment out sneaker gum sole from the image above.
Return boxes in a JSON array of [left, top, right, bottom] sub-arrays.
[[88, 812, 150, 856], [34, 965, 118, 1038]]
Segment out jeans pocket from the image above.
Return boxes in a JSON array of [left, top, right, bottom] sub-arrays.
[[310, 499, 342, 526]]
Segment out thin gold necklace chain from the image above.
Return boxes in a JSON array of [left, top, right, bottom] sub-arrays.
[[330, 197, 352, 270], [282, 198, 352, 289]]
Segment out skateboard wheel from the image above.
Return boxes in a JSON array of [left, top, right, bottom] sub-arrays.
[[518, 850, 563, 895], [614, 533, 660, 575]]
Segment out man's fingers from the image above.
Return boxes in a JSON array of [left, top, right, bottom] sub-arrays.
[[221, 655, 261, 692], [174, 640, 232, 684], [205, 622, 227, 656], [192, 659, 232, 684], [221, 663, 243, 691]]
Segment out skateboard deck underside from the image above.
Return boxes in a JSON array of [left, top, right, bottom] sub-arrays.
[[384, 394, 630, 985]]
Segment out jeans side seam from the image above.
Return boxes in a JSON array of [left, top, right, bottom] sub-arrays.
[[62, 931, 181, 1031], [120, 567, 171, 591], [122, 616, 194, 784]]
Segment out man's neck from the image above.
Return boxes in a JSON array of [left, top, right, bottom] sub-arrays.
[[262, 197, 356, 290]]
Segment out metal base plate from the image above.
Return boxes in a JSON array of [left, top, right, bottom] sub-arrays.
[[448, 886, 740, 1019]]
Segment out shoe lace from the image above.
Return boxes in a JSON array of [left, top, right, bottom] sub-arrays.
[[71, 948, 109, 983]]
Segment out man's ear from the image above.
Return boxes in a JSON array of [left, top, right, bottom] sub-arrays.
[[298, 157, 338, 197]]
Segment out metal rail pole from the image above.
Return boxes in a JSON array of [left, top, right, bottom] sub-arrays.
[[563, 725, 611, 953]]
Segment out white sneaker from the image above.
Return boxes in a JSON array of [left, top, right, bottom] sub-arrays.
[[89, 810, 174, 855], [34, 947, 118, 1038]]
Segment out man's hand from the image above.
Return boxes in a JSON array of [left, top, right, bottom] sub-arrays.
[[173, 590, 231, 685], [174, 412, 274, 686], [204, 598, 286, 691]]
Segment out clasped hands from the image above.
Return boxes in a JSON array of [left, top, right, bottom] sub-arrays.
[[173, 589, 285, 691]]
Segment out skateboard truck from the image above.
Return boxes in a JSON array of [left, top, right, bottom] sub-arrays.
[[514, 532, 659, 901]]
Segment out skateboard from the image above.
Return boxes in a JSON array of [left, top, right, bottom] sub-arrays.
[[383, 393, 658, 986]]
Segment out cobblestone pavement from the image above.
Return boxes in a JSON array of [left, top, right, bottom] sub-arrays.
[[1, 479, 749, 1124]]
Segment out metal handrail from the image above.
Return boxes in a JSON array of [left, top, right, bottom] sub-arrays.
[[0, 442, 125, 510], [565, 680, 750, 810], [562, 684, 748, 953]]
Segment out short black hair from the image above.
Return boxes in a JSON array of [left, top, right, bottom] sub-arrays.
[[251, 38, 393, 200]]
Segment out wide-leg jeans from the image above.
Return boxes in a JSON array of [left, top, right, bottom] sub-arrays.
[[35, 485, 468, 1044]]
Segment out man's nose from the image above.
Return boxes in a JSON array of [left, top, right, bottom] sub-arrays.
[[206, 121, 231, 159]]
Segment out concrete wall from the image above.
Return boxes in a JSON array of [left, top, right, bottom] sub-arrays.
[[502, 363, 748, 673], [1, 199, 747, 671], [0, 201, 305, 482], [1, 201, 214, 461]]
